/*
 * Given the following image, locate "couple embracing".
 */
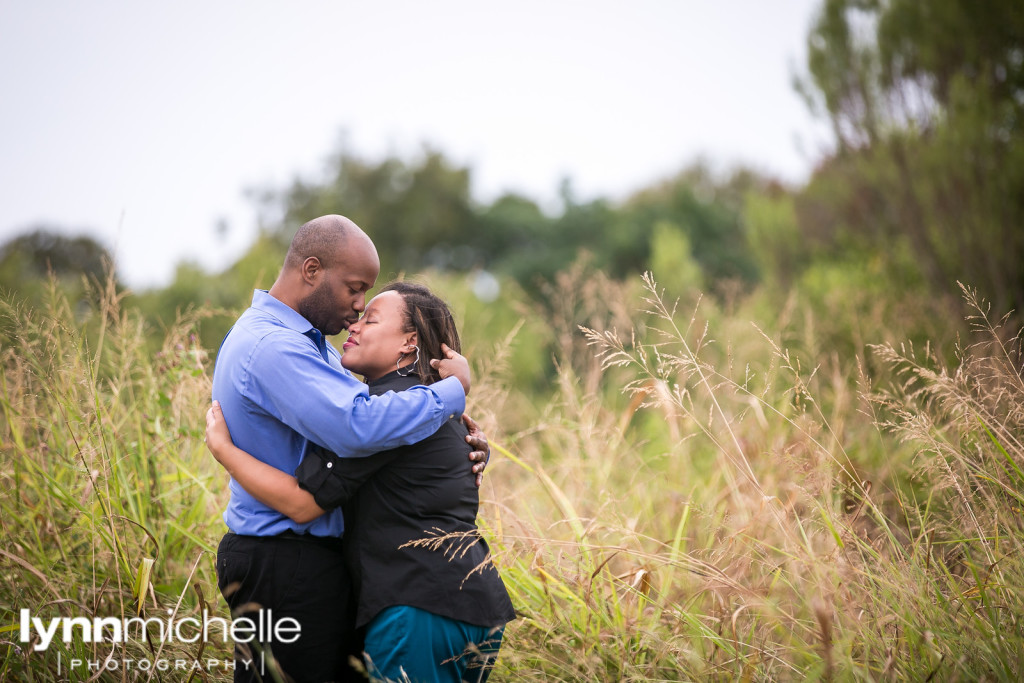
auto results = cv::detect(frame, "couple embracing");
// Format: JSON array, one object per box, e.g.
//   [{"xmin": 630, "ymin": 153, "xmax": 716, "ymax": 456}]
[{"xmin": 205, "ymin": 215, "xmax": 515, "ymax": 682}]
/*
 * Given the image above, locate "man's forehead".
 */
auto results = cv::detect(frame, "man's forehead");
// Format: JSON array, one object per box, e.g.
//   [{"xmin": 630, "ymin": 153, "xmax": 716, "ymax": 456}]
[
  {"xmin": 341, "ymin": 230, "xmax": 379, "ymax": 263},
  {"xmin": 334, "ymin": 247, "xmax": 379, "ymax": 286}
]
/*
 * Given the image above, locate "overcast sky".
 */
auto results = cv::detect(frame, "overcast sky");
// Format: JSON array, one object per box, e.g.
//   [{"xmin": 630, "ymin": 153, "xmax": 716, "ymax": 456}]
[{"xmin": 1, "ymin": 1, "xmax": 831, "ymax": 289}]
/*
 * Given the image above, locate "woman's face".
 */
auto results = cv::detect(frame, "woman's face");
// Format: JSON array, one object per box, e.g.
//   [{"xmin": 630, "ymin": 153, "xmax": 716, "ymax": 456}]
[{"xmin": 340, "ymin": 290, "xmax": 416, "ymax": 381}]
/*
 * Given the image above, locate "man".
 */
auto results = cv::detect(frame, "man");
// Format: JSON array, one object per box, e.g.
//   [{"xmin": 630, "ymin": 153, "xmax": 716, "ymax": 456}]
[{"xmin": 211, "ymin": 215, "xmax": 487, "ymax": 682}]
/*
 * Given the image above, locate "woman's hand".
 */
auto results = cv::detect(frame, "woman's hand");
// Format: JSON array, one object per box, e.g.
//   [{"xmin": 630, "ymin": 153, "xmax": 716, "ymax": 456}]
[
  {"xmin": 205, "ymin": 400, "xmax": 234, "ymax": 464},
  {"xmin": 430, "ymin": 343, "xmax": 472, "ymax": 395},
  {"xmin": 463, "ymin": 413, "xmax": 490, "ymax": 487}
]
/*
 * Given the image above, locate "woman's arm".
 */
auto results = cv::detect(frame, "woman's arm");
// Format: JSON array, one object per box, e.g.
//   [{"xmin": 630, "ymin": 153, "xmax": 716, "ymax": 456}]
[{"xmin": 205, "ymin": 401, "xmax": 326, "ymax": 524}]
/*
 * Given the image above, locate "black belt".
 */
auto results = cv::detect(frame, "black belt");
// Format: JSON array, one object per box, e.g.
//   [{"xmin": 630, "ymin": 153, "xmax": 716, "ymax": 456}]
[
  {"xmin": 226, "ymin": 529, "xmax": 344, "ymax": 549},
  {"xmin": 277, "ymin": 529, "xmax": 343, "ymax": 546}
]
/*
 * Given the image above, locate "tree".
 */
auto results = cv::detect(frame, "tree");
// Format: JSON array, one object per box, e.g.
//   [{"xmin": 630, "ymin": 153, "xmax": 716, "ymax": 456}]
[
  {"xmin": 0, "ymin": 227, "xmax": 116, "ymax": 304},
  {"xmin": 274, "ymin": 147, "xmax": 478, "ymax": 277},
  {"xmin": 620, "ymin": 164, "xmax": 761, "ymax": 292},
  {"xmin": 254, "ymin": 145, "xmax": 770, "ymax": 300},
  {"xmin": 796, "ymin": 0, "xmax": 1024, "ymax": 315}
]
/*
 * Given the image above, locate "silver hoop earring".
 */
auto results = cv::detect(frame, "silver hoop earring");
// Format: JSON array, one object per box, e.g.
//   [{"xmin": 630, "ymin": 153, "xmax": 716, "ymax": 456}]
[{"xmin": 396, "ymin": 346, "xmax": 420, "ymax": 376}]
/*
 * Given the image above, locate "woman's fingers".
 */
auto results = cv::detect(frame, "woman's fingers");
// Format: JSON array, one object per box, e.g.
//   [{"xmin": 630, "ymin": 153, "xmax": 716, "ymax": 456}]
[
  {"xmin": 463, "ymin": 413, "xmax": 490, "ymax": 488},
  {"xmin": 205, "ymin": 400, "xmax": 219, "ymax": 425},
  {"xmin": 205, "ymin": 400, "xmax": 231, "ymax": 451}
]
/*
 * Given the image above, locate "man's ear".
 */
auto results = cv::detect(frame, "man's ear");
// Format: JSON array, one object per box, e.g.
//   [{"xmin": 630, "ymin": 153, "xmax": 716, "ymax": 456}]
[{"xmin": 300, "ymin": 256, "xmax": 322, "ymax": 285}]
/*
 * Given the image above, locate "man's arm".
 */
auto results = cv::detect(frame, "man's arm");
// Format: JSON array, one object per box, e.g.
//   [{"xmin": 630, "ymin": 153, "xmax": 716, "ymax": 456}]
[{"xmin": 250, "ymin": 331, "xmax": 467, "ymax": 458}]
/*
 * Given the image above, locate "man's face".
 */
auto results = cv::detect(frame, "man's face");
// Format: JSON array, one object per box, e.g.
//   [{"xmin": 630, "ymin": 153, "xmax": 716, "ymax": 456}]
[{"xmin": 298, "ymin": 240, "xmax": 380, "ymax": 336}]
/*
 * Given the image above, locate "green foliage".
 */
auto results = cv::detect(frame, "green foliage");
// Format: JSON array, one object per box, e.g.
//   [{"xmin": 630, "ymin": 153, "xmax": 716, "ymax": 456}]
[
  {"xmin": 0, "ymin": 228, "xmax": 112, "ymax": 284},
  {"xmin": 239, "ymin": 147, "xmax": 766, "ymax": 300},
  {"xmin": 796, "ymin": 0, "xmax": 1024, "ymax": 315},
  {"xmin": 648, "ymin": 221, "xmax": 703, "ymax": 295},
  {"xmin": 473, "ymin": 193, "xmax": 553, "ymax": 294},
  {"xmin": 874, "ymin": 1, "xmax": 1024, "ymax": 105},
  {"xmin": 621, "ymin": 166, "xmax": 761, "ymax": 292},
  {"xmin": 743, "ymin": 191, "xmax": 804, "ymax": 290},
  {"xmin": 0, "ymin": 277, "xmax": 228, "ymax": 679},
  {"xmin": 0, "ymin": 228, "xmax": 118, "ymax": 318},
  {"xmin": 128, "ymin": 231, "xmax": 288, "ymax": 353},
  {"xmin": 275, "ymin": 148, "xmax": 478, "ymax": 277}
]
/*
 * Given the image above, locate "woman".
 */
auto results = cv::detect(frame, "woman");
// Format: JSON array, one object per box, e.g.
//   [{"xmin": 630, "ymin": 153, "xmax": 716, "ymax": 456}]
[{"xmin": 206, "ymin": 281, "xmax": 516, "ymax": 683}]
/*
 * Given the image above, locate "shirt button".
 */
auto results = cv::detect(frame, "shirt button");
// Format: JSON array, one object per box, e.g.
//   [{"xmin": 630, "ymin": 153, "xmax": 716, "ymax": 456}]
[
  {"xmin": 326, "ymin": 462, "xmax": 333, "ymax": 469},
  {"xmin": 449, "ymin": 414, "xmax": 455, "ymax": 419}
]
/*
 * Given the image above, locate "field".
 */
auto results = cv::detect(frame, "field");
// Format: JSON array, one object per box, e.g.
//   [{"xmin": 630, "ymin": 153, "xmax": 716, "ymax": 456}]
[{"xmin": 1, "ymin": 268, "xmax": 1022, "ymax": 681}]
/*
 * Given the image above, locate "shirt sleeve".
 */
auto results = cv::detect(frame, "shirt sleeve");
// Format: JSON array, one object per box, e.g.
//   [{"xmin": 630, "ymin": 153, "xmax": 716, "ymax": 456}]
[
  {"xmin": 246, "ymin": 330, "xmax": 466, "ymax": 458},
  {"xmin": 295, "ymin": 443, "xmax": 400, "ymax": 509}
]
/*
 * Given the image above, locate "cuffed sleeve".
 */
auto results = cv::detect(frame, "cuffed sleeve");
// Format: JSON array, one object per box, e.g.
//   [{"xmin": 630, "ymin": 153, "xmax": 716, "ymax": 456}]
[{"xmin": 427, "ymin": 376, "xmax": 466, "ymax": 420}]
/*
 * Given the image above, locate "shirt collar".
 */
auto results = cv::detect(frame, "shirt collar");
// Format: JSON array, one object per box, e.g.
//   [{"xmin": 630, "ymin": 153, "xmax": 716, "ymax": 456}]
[
  {"xmin": 251, "ymin": 289, "xmax": 316, "ymax": 334},
  {"xmin": 367, "ymin": 368, "xmax": 422, "ymax": 391}
]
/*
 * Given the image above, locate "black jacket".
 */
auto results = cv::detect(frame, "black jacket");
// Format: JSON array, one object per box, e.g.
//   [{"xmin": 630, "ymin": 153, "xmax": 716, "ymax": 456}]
[{"xmin": 296, "ymin": 370, "xmax": 516, "ymax": 629}]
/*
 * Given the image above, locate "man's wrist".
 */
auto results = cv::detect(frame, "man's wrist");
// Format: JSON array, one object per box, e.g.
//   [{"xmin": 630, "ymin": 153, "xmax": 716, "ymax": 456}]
[{"xmin": 432, "ymin": 376, "xmax": 466, "ymax": 419}]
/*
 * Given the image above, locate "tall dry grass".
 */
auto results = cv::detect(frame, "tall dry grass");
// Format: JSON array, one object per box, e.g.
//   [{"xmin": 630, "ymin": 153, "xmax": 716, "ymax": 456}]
[
  {"xmin": 0, "ymin": 275, "xmax": 228, "ymax": 679},
  {"xmin": 1, "ymin": 269, "xmax": 1021, "ymax": 681},
  {"xmin": 476, "ymin": 274, "xmax": 1023, "ymax": 681}
]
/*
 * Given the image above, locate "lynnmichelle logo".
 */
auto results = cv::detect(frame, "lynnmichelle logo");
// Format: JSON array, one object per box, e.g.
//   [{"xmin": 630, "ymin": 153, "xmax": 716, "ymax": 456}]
[{"xmin": 18, "ymin": 608, "xmax": 300, "ymax": 674}]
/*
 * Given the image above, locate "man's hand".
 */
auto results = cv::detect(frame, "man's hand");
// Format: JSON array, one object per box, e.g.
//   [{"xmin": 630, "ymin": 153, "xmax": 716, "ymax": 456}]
[
  {"xmin": 463, "ymin": 413, "xmax": 490, "ymax": 488},
  {"xmin": 430, "ymin": 343, "xmax": 471, "ymax": 395}
]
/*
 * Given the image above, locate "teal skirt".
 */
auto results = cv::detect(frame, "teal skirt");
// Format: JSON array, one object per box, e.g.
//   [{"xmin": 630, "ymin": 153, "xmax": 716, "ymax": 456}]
[{"xmin": 362, "ymin": 605, "xmax": 505, "ymax": 683}]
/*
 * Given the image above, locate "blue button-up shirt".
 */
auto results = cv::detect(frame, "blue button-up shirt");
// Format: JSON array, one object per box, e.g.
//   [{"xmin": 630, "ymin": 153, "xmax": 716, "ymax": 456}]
[{"xmin": 211, "ymin": 290, "xmax": 466, "ymax": 537}]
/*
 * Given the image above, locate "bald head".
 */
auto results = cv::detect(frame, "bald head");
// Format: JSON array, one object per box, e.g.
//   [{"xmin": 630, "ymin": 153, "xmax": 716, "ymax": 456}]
[
  {"xmin": 284, "ymin": 214, "xmax": 366, "ymax": 272},
  {"xmin": 271, "ymin": 214, "xmax": 381, "ymax": 335}
]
